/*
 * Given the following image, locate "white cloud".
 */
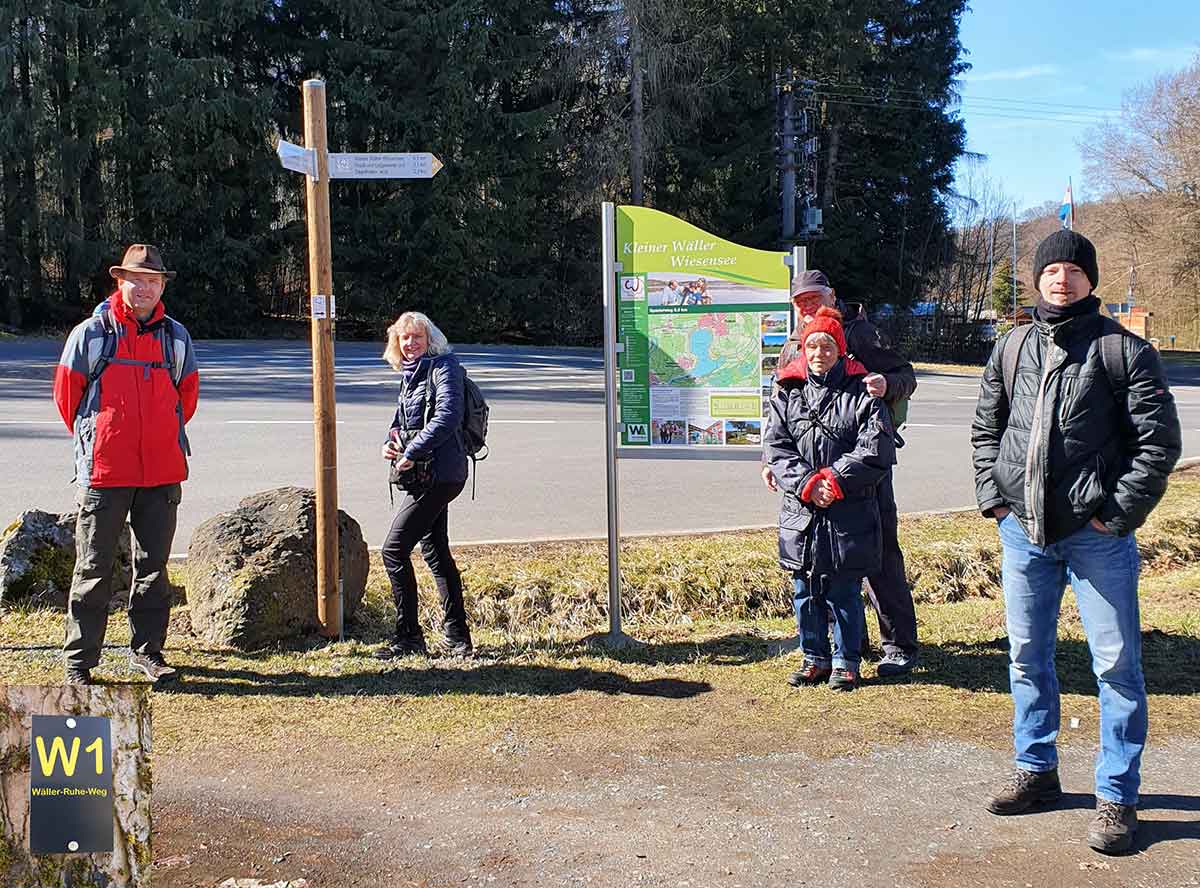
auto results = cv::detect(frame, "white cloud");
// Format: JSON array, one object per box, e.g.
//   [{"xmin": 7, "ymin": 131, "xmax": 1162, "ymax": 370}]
[
  {"xmin": 1105, "ymin": 46, "xmax": 1198, "ymax": 66},
  {"xmin": 966, "ymin": 65, "xmax": 1059, "ymax": 83}
]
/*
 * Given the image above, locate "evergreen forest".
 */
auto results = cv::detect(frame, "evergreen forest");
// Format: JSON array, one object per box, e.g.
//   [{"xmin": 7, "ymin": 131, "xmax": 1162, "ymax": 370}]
[{"xmin": 1, "ymin": 0, "xmax": 970, "ymax": 342}]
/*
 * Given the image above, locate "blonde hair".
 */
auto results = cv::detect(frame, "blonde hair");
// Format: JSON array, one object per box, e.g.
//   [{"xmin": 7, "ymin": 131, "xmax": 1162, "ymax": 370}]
[{"xmin": 382, "ymin": 311, "xmax": 452, "ymax": 370}]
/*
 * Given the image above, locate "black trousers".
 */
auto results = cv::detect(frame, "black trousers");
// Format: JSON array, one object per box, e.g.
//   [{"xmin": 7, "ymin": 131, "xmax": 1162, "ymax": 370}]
[
  {"xmin": 64, "ymin": 483, "xmax": 180, "ymax": 669},
  {"xmin": 380, "ymin": 480, "xmax": 469, "ymax": 642},
  {"xmin": 864, "ymin": 471, "xmax": 919, "ymax": 656}
]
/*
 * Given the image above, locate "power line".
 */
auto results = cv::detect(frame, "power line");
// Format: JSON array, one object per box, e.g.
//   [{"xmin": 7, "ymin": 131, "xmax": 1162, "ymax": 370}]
[
  {"xmin": 816, "ymin": 80, "xmax": 1123, "ymax": 117},
  {"xmin": 814, "ymin": 94, "xmax": 1111, "ymax": 126},
  {"xmin": 812, "ymin": 88, "xmax": 1115, "ymax": 123},
  {"xmin": 811, "ymin": 79, "xmax": 1123, "ymax": 114}
]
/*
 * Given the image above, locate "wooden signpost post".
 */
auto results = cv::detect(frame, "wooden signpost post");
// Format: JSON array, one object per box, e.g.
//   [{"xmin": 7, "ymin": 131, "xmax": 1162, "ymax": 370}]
[{"xmin": 277, "ymin": 79, "xmax": 444, "ymax": 638}]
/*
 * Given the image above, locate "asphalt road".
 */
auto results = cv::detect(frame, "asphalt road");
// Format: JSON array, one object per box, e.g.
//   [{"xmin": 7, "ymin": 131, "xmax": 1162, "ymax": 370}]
[{"xmin": 3, "ymin": 338, "xmax": 1199, "ymax": 554}]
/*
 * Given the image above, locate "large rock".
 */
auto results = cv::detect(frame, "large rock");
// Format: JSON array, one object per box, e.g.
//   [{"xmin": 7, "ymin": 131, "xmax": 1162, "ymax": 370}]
[
  {"xmin": 0, "ymin": 510, "xmax": 133, "ymax": 611},
  {"xmin": 186, "ymin": 487, "xmax": 368, "ymax": 649}
]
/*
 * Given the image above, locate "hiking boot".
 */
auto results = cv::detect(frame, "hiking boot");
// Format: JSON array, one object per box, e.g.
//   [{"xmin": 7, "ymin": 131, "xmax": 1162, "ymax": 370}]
[
  {"xmin": 828, "ymin": 668, "xmax": 859, "ymax": 692},
  {"xmin": 64, "ymin": 666, "xmax": 93, "ymax": 687},
  {"xmin": 787, "ymin": 660, "xmax": 832, "ymax": 687},
  {"xmin": 374, "ymin": 634, "xmax": 428, "ymax": 660},
  {"xmin": 986, "ymin": 768, "xmax": 1062, "ymax": 815},
  {"xmin": 443, "ymin": 636, "xmax": 474, "ymax": 658},
  {"xmin": 1088, "ymin": 800, "xmax": 1137, "ymax": 855},
  {"xmin": 129, "ymin": 652, "xmax": 178, "ymax": 684},
  {"xmin": 877, "ymin": 650, "xmax": 919, "ymax": 678}
]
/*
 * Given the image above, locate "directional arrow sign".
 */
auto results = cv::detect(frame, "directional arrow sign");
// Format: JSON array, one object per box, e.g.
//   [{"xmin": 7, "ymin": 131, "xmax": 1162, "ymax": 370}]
[
  {"xmin": 276, "ymin": 139, "xmax": 317, "ymax": 178},
  {"xmin": 328, "ymin": 152, "xmax": 443, "ymax": 180}
]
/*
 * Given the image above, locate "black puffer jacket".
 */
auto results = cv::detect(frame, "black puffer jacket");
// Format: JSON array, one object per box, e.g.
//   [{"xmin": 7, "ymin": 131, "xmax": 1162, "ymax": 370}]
[
  {"xmin": 972, "ymin": 310, "xmax": 1181, "ymax": 545},
  {"xmin": 387, "ymin": 353, "xmax": 468, "ymax": 485},
  {"xmin": 764, "ymin": 359, "xmax": 896, "ymax": 577}
]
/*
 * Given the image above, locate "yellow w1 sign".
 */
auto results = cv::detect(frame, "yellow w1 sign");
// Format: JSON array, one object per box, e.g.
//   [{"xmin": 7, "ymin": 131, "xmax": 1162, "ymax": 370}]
[{"xmin": 30, "ymin": 715, "xmax": 113, "ymax": 854}]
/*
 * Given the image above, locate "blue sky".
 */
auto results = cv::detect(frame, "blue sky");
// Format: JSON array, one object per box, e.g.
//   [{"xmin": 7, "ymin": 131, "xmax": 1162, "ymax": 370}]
[{"xmin": 955, "ymin": 1, "xmax": 1200, "ymax": 213}]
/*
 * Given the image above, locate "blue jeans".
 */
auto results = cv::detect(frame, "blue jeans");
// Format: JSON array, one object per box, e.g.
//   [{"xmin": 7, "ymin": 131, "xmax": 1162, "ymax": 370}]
[
  {"xmin": 793, "ymin": 573, "xmax": 864, "ymax": 671},
  {"xmin": 998, "ymin": 512, "xmax": 1145, "ymax": 805}
]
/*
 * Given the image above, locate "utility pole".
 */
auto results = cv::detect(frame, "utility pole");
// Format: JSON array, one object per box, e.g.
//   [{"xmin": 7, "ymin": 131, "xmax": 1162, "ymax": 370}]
[
  {"xmin": 1127, "ymin": 243, "xmax": 1138, "ymax": 310},
  {"xmin": 1012, "ymin": 204, "xmax": 1018, "ymax": 322},
  {"xmin": 778, "ymin": 71, "xmax": 796, "ymax": 243},
  {"xmin": 986, "ymin": 218, "xmax": 995, "ymax": 321},
  {"xmin": 777, "ymin": 76, "xmax": 821, "ymax": 247}
]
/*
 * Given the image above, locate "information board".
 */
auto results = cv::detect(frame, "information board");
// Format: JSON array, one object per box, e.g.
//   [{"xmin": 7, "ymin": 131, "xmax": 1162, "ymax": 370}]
[{"xmin": 614, "ymin": 206, "xmax": 792, "ymax": 448}]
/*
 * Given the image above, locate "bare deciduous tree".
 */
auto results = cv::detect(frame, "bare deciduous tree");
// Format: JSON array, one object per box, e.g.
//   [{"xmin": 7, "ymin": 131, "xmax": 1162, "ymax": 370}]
[
  {"xmin": 1080, "ymin": 55, "xmax": 1200, "ymax": 346},
  {"xmin": 929, "ymin": 158, "xmax": 1014, "ymax": 325}
]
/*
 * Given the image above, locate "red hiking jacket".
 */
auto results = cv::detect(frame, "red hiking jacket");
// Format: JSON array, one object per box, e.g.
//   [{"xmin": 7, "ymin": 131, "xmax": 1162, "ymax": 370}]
[{"xmin": 53, "ymin": 293, "xmax": 200, "ymax": 488}]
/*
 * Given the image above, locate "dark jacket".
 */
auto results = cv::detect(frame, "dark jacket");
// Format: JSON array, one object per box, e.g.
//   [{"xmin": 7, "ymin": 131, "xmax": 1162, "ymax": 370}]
[
  {"xmin": 971, "ymin": 310, "xmax": 1181, "ymax": 546},
  {"xmin": 764, "ymin": 358, "xmax": 896, "ymax": 577},
  {"xmin": 388, "ymin": 353, "xmax": 468, "ymax": 485},
  {"xmin": 777, "ymin": 300, "xmax": 918, "ymax": 409}
]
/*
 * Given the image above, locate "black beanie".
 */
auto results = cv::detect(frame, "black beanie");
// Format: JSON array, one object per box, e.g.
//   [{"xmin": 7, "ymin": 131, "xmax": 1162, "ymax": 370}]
[{"xmin": 1032, "ymin": 229, "xmax": 1099, "ymax": 291}]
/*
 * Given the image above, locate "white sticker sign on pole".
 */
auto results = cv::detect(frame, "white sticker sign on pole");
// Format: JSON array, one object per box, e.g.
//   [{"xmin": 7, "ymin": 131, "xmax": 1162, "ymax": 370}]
[
  {"xmin": 328, "ymin": 152, "xmax": 444, "ymax": 180},
  {"xmin": 310, "ymin": 294, "xmax": 335, "ymax": 320}
]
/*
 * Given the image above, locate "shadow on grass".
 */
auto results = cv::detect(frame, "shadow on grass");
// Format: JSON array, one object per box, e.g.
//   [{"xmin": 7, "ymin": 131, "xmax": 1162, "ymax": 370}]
[
  {"xmin": 576, "ymin": 631, "xmax": 782, "ymax": 667},
  {"xmin": 902, "ymin": 628, "xmax": 1200, "ymax": 696},
  {"xmin": 155, "ymin": 661, "xmax": 712, "ymax": 700}
]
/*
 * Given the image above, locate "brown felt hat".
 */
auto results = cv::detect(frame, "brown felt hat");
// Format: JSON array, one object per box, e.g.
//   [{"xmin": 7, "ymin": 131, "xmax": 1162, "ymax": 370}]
[{"xmin": 109, "ymin": 244, "xmax": 176, "ymax": 279}]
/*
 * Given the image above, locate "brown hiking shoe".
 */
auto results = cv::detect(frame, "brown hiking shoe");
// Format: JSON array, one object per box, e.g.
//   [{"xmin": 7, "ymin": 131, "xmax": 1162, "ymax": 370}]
[
  {"xmin": 828, "ymin": 668, "xmax": 859, "ymax": 692},
  {"xmin": 787, "ymin": 660, "xmax": 833, "ymax": 687},
  {"xmin": 986, "ymin": 768, "xmax": 1062, "ymax": 814},
  {"xmin": 1088, "ymin": 800, "xmax": 1137, "ymax": 854}
]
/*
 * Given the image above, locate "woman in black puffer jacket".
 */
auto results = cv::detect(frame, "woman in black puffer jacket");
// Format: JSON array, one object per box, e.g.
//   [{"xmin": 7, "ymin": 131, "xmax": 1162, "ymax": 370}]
[
  {"xmin": 763, "ymin": 307, "xmax": 896, "ymax": 691},
  {"xmin": 376, "ymin": 311, "xmax": 472, "ymax": 659}
]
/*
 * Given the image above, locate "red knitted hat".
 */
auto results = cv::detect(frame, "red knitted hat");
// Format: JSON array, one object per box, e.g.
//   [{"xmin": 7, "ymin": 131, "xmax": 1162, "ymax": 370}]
[{"xmin": 801, "ymin": 306, "xmax": 847, "ymax": 356}]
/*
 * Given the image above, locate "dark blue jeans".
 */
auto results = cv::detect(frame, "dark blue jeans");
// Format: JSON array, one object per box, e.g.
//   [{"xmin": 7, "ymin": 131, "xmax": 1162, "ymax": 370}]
[
  {"xmin": 998, "ymin": 512, "xmax": 1145, "ymax": 804},
  {"xmin": 793, "ymin": 572, "xmax": 864, "ymax": 671}
]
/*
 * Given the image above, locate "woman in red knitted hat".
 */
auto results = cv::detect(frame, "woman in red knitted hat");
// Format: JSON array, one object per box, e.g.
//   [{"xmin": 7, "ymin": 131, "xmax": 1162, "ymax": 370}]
[{"xmin": 763, "ymin": 307, "xmax": 896, "ymax": 691}]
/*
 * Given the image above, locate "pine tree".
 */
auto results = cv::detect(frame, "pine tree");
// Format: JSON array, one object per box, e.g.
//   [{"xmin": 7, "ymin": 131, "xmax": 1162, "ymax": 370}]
[{"xmin": 991, "ymin": 258, "xmax": 1014, "ymax": 318}]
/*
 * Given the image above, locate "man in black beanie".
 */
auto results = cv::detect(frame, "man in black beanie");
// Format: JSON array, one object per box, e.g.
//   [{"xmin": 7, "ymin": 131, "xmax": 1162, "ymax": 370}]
[{"xmin": 971, "ymin": 230, "xmax": 1181, "ymax": 854}]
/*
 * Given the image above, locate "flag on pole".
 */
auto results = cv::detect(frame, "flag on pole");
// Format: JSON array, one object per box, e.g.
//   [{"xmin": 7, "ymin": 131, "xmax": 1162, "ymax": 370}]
[{"xmin": 1058, "ymin": 179, "xmax": 1074, "ymax": 230}]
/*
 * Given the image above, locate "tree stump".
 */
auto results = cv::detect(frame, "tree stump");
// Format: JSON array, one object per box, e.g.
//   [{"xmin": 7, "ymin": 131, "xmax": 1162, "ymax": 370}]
[{"xmin": 0, "ymin": 684, "xmax": 152, "ymax": 887}]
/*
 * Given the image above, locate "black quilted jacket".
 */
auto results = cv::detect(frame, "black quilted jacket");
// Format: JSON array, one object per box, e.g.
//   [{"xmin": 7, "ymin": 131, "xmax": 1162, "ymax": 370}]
[{"xmin": 971, "ymin": 310, "xmax": 1181, "ymax": 545}]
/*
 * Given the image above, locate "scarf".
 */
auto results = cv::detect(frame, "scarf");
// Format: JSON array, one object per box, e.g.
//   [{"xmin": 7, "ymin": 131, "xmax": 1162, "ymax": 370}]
[{"xmin": 1034, "ymin": 294, "xmax": 1100, "ymax": 325}]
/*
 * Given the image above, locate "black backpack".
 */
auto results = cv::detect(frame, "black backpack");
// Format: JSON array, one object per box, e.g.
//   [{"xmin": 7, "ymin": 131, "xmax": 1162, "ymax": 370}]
[
  {"xmin": 1000, "ymin": 320, "xmax": 1130, "ymax": 403},
  {"xmin": 455, "ymin": 373, "xmax": 490, "ymax": 462}
]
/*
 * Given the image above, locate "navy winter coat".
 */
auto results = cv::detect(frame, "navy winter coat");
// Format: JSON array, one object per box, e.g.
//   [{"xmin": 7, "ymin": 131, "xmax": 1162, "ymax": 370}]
[
  {"xmin": 763, "ymin": 359, "xmax": 896, "ymax": 578},
  {"xmin": 388, "ymin": 353, "xmax": 468, "ymax": 485}
]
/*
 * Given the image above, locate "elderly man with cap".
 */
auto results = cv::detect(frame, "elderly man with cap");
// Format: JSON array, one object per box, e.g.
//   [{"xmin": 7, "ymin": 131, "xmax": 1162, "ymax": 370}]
[
  {"xmin": 53, "ymin": 244, "xmax": 200, "ymax": 686},
  {"xmin": 764, "ymin": 269, "xmax": 920, "ymax": 677},
  {"xmin": 972, "ymin": 229, "xmax": 1180, "ymax": 854}
]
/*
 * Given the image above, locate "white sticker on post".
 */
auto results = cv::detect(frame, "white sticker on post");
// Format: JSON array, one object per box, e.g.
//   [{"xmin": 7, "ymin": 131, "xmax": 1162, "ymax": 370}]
[{"xmin": 311, "ymin": 294, "xmax": 331, "ymax": 319}]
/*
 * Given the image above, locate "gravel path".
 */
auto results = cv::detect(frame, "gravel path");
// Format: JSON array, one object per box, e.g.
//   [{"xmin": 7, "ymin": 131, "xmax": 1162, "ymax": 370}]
[{"xmin": 151, "ymin": 738, "xmax": 1200, "ymax": 888}]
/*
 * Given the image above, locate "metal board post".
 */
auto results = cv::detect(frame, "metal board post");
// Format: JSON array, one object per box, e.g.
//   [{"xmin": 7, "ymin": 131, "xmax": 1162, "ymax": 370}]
[
  {"xmin": 600, "ymin": 202, "xmax": 630, "ymax": 647},
  {"xmin": 791, "ymin": 245, "xmax": 807, "ymax": 281}
]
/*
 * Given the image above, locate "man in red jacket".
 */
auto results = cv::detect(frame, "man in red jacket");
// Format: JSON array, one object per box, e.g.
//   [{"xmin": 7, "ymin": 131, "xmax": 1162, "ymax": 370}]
[{"xmin": 53, "ymin": 244, "xmax": 200, "ymax": 686}]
